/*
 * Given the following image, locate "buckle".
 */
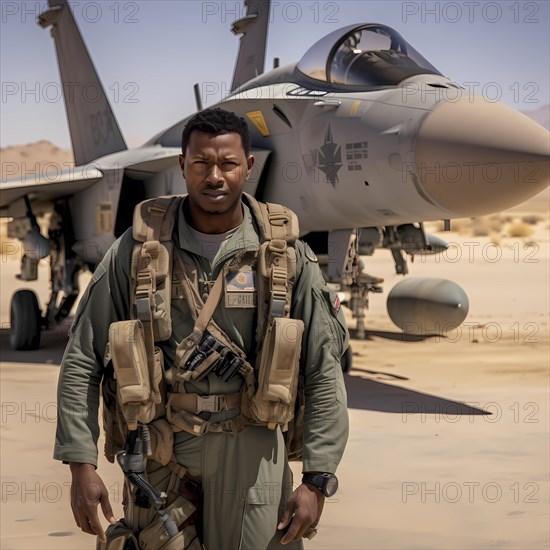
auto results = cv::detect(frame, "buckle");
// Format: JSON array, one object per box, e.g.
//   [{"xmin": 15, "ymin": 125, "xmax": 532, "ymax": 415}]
[
  {"xmin": 268, "ymin": 239, "xmax": 287, "ymax": 253},
  {"xmin": 270, "ymin": 298, "xmax": 287, "ymax": 318},
  {"xmin": 136, "ymin": 293, "xmax": 152, "ymax": 321},
  {"xmin": 196, "ymin": 395, "xmax": 226, "ymax": 413},
  {"xmin": 268, "ymin": 212, "xmax": 289, "ymax": 226}
]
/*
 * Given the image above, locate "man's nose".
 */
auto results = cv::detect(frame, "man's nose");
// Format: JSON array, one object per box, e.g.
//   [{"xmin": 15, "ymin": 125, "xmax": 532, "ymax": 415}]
[{"xmin": 205, "ymin": 164, "xmax": 224, "ymax": 185}]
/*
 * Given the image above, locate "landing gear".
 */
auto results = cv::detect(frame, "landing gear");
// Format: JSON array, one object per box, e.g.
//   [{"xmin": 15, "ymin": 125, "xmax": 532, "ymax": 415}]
[
  {"xmin": 10, "ymin": 290, "xmax": 42, "ymax": 350},
  {"xmin": 8, "ymin": 199, "xmax": 82, "ymax": 351}
]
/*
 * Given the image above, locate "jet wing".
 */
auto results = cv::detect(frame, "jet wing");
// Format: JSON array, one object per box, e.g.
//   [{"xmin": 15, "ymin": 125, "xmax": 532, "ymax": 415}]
[{"xmin": 0, "ymin": 165, "xmax": 102, "ymax": 214}]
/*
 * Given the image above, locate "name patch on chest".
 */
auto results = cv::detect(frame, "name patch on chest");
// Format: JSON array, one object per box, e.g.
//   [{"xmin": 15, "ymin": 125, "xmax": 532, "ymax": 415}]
[{"xmin": 225, "ymin": 270, "xmax": 256, "ymax": 308}]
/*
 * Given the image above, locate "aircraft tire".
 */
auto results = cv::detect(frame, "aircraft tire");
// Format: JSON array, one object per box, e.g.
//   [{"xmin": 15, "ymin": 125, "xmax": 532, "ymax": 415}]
[
  {"xmin": 10, "ymin": 290, "xmax": 41, "ymax": 351},
  {"xmin": 341, "ymin": 346, "xmax": 353, "ymax": 373}
]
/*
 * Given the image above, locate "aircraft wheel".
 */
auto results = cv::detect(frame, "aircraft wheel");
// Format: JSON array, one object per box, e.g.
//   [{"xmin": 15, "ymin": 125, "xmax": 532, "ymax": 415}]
[
  {"xmin": 10, "ymin": 290, "xmax": 41, "ymax": 351},
  {"xmin": 341, "ymin": 346, "xmax": 353, "ymax": 373}
]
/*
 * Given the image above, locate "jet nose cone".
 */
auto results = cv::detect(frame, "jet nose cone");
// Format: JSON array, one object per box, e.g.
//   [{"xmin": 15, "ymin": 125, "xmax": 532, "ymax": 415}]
[{"xmin": 415, "ymin": 96, "xmax": 549, "ymax": 216}]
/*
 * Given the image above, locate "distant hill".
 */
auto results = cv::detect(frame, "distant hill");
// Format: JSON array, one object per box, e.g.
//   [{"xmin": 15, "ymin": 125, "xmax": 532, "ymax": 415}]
[
  {"xmin": 521, "ymin": 105, "xmax": 549, "ymax": 130},
  {"xmin": 1, "ymin": 140, "xmax": 73, "ymax": 181}
]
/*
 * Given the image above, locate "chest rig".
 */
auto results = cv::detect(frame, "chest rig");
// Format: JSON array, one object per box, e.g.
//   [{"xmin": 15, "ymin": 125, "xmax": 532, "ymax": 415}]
[{"xmin": 104, "ymin": 193, "xmax": 305, "ymax": 466}]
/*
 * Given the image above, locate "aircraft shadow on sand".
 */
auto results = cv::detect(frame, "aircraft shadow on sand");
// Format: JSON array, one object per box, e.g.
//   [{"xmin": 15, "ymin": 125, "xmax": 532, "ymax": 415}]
[
  {"xmin": 346, "ymin": 328, "xmax": 489, "ymax": 416},
  {"xmin": 344, "ymin": 372, "xmax": 490, "ymax": 417},
  {"xmin": 360, "ymin": 329, "xmax": 441, "ymax": 342}
]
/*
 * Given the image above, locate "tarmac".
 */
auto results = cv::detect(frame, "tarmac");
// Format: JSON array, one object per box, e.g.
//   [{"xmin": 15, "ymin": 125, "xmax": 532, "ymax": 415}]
[{"xmin": 1, "ymin": 220, "xmax": 548, "ymax": 549}]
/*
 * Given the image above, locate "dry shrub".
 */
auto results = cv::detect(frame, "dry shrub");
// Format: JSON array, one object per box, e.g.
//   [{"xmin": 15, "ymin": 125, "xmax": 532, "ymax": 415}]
[
  {"xmin": 471, "ymin": 218, "xmax": 491, "ymax": 237},
  {"xmin": 521, "ymin": 214, "xmax": 543, "ymax": 225},
  {"xmin": 487, "ymin": 214, "xmax": 505, "ymax": 233},
  {"xmin": 507, "ymin": 219, "xmax": 534, "ymax": 238},
  {"xmin": 451, "ymin": 218, "xmax": 471, "ymax": 235}
]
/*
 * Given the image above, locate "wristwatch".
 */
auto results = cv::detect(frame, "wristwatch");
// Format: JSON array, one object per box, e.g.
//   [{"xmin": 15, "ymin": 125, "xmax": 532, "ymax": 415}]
[{"xmin": 302, "ymin": 472, "xmax": 339, "ymax": 497}]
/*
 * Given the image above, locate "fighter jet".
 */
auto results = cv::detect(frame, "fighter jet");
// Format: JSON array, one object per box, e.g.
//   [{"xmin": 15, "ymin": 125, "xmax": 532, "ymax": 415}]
[{"xmin": 2, "ymin": 0, "xmax": 548, "ymax": 363}]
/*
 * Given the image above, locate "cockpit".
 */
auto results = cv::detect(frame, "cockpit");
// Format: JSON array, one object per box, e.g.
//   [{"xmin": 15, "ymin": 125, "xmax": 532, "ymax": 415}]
[{"xmin": 297, "ymin": 24, "xmax": 443, "ymax": 87}]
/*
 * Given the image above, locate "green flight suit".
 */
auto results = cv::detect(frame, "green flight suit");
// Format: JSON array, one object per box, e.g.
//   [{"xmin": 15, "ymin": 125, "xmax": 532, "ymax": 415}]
[{"xmin": 54, "ymin": 198, "xmax": 349, "ymax": 549}]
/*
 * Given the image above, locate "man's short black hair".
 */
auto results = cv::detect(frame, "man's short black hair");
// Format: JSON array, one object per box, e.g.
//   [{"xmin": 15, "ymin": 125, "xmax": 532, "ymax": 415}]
[{"xmin": 181, "ymin": 108, "xmax": 251, "ymax": 157}]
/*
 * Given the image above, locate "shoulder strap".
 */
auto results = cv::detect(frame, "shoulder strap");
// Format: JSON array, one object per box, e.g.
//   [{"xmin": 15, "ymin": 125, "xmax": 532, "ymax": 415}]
[
  {"xmin": 130, "ymin": 196, "xmax": 184, "ymax": 363},
  {"xmin": 133, "ymin": 195, "xmax": 182, "ymax": 243},
  {"xmin": 242, "ymin": 194, "xmax": 300, "ymax": 353},
  {"xmin": 242, "ymin": 193, "xmax": 299, "ymax": 244}
]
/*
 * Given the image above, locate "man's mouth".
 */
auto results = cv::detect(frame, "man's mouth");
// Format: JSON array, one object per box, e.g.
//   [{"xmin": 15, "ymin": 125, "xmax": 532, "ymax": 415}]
[{"xmin": 202, "ymin": 190, "xmax": 228, "ymax": 202}]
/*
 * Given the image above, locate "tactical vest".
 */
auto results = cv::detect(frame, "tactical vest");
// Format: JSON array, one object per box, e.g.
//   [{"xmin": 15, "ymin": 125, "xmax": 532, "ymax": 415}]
[{"xmin": 103, "ymin": 193, "xmax": 305, "ymax": 466}]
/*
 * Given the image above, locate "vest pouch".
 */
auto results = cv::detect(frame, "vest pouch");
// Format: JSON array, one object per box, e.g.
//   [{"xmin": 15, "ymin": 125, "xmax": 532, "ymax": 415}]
[
  {"xmin": 95, "ymin": 520, "xmax": 138, "ymax": 550},
  {"xmin": 250, "ymin": 317, "xmax": 304, "ymax": 424},
  {"xmin": 109, "ymin": 320, "xmax": 156, "ymax": 430},
  {"xmin": 148, "ymin": 418, "xmax": 174, "ymax": 466}
]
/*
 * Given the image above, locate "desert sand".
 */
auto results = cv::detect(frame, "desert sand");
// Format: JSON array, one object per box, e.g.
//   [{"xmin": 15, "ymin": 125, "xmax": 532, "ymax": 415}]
[{"xmin": 0, "ymin": 143, "xmax": 548, "ymax": 549}]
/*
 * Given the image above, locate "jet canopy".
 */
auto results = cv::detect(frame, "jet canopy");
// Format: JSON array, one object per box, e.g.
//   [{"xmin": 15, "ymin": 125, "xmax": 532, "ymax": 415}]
[{"xmin": 297, "ymin": 24, "xmax": 442, "ymax": 87}]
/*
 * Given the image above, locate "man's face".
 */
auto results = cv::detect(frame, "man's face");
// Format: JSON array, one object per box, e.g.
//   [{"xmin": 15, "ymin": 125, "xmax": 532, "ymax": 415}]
[{"xmin": 179, "ymin": 130, "xmax": 254, "ymax": 218}]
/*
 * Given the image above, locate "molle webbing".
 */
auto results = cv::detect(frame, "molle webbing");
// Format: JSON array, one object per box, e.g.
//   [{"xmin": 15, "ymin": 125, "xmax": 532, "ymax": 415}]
[
  {"xmin": 242, "ymin": 196, "xmax": 298, "ymax": 356},
  {"xmin": 132, "ymin": 195, "xmax": 182, "ymax": 345},
  {"xmin": 127, "ymin": 194, "xmax": 302, "ymax": 441}
]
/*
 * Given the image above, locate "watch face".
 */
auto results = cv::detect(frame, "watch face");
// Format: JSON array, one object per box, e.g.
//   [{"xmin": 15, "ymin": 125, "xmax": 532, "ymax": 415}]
[
  {"xmin": 324, "ymin": 475, "xmax": 338, "ymax": 497},
  {"xmin": 303, "ymin": 473, "xmax": 339, "ymax": 497}
]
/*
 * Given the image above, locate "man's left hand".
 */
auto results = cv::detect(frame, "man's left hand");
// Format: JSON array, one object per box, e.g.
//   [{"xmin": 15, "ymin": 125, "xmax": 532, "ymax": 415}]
[{"xmin": 278, "ymin": 483, "xmax": 325, "ymax": 544}]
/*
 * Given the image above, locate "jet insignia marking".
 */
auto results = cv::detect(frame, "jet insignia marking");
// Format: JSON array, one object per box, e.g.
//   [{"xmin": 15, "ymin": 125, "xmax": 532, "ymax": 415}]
[
  {"xmin": 315, "ymin": 125, "xmax": 342, "ymax": 187},
  {"xmin": 345, "ymin": 141, "xmax": 368, "ymax": 172},
  {"xmin": 246, "ymin": 111, "xmax": 270, "ymax": 137}
]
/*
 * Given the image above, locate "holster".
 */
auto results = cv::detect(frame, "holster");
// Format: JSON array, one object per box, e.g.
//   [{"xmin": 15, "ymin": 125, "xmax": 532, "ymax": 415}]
[{"xmin": 120, "ymin": 460, "xmax": 203, "ymax": 550}]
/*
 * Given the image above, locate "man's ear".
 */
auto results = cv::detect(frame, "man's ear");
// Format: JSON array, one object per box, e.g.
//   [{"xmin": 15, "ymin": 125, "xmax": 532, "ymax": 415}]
[
  {"xmin": 178, "ymin": 154, "xmax": 185, "ymax": 173},
  {"xmin": 246, "ymin": 155, "xmax": 255, "ymax": 179}
]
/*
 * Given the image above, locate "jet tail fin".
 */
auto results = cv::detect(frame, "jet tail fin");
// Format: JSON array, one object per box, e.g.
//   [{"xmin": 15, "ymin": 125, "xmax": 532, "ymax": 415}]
[
  {"xmin": 38, "ymin": 0, "xmax": 127, "ymax": 165},
  {"xmin": 231, "ymin": 0, "xmax": 271, "ymax": 91}
]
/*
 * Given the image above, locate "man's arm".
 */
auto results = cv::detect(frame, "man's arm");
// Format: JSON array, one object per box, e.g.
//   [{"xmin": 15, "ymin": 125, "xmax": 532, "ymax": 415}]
[
  {"xmin": 54, "ymin": 232, "xmax": 132, "ymax": 464},
  {"xmin": 278, "ymin": 240, "xmax": 349, "ymax": 543},
  {"xmin": 292, "ymin": 240, "xmax": 349, "ymax": 472},
  {"xmin": 54, "ymin": 230, "xmax": 134, "ymax": 540}
]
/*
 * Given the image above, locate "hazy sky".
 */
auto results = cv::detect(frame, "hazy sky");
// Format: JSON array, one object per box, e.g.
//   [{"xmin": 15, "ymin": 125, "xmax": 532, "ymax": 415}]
[{"xmin": 1, "ymin": 0, "xmax": 549, "ymax": 148}]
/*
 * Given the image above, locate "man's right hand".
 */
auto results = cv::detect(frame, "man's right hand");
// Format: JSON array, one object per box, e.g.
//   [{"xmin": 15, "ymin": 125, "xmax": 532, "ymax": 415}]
[{"xmin": 69, "ymin": 462, "xmax": 116, "ymax": 542}]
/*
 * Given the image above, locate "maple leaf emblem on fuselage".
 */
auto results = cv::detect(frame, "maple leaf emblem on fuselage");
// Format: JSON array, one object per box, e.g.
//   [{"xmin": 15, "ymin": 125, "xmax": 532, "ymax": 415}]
[{"xmin": 315, "ymin": 125, "xmax": 342, "ymax": 187}]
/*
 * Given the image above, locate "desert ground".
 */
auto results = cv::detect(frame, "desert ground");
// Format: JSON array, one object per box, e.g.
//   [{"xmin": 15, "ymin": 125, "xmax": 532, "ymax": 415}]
[{"xmin": 0, "ymin": 144, "xmax": 548, "ymax": 549}]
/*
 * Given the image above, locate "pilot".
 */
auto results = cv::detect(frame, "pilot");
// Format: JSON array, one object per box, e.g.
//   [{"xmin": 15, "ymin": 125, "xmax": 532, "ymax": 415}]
[
  {"xmin": 54, "ymin": 108, "xmax": 349, "ymax": 549},
  {"xmin": 330, "ymin": 31, "xmax": 363, "ymax": 83}
]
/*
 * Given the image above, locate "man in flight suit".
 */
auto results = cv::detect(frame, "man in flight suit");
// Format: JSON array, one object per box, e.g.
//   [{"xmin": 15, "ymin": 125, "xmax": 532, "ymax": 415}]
[{"xmin": 54, "ymin": 108, "xmax": 349, "ymax": 549}]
